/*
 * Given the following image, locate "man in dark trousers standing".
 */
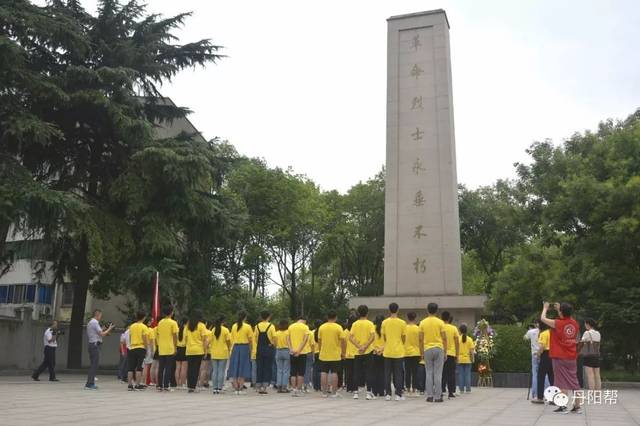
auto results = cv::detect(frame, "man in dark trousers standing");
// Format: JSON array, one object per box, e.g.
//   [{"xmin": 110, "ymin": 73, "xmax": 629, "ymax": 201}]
[{"xmin": 32, "ymin": 320, "xmax": 59, "ymax": 382}]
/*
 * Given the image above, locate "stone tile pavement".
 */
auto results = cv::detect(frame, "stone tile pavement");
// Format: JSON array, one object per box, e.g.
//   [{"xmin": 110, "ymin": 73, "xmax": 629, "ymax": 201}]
[{"xmin": 2, "ymin": 375, "xmax": 639, "ymax": 425}]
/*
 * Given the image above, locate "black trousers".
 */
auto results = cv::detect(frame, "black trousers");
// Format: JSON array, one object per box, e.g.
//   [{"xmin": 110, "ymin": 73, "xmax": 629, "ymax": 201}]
[
  {"xmin": 371, "ymin": 354, "xmax": 385, "ymax": 396},
  {"xmin": 537, "ymin": 351, "xmax": 554, "ymax": 400},
  {"xmin": 354, "ymin": 353, "xmax": 373, "ymax": 391},
  {"xmin": 186, "ymin": 355, "xmax": 203, "ymax": 390},
  {"xmin": 158, "ymin": 355, "xmax": 175, "ymax": 389},
  {"xmin": 313, "ymin": 354, "xmax": 321, "ymax": 390},
  {"xmin": 256, "ymin": 354, "xmax": 274, "ymax": 384},
  {"xmin": 404, "ymin": 356, "xmax": 420, "ymax": 390},
  {"xmin": 384, "ymin": 357, "xmax": 403, "ymax": 396},
  {"xmin": 33, "ymin": 346, "xmax": 56, "ymax": 380},
  {"xmin": 417, "ymin": 363, "xmax": 425, "ymax": 392},
  {"xmin": 343, "ymin": 358, "xmax": 356, "ymax": 391},
  {"xmin": 442, "ymin": 355, "xmax": 457, "ymax": 395}
]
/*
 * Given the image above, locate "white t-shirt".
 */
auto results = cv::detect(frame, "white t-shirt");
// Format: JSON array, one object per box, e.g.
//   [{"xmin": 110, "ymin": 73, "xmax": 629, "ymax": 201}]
[
  {"xmin": 43, "ymin": 328, "xmax": 57, "ymax": 348},
  {"xmin": 121, "ymin": 329, "xmax": 131, "ymax": 349},
  {"xmin": 581, "ymin": 329, "xmax": 601, "ymax": 343},
  {"xmin": 523, "ymin": 328, "xmax": 539, "ymax": 354}
]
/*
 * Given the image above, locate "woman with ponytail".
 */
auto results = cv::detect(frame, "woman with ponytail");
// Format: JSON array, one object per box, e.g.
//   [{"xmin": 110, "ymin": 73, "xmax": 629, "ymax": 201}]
[
  {"xmin": 227, "ymin": 311, "xmax": 253, "ymax": 394},
  {"xmin": 456, "ymin": 323, "xmax": 475, "ymax": 393},
  {"xmin": 209, "ymin": 315, "xmax": 231, "ymax": 394},
  {"xmin": 174, "ymin": 317, "xmax": 188, "ymax": 389}
]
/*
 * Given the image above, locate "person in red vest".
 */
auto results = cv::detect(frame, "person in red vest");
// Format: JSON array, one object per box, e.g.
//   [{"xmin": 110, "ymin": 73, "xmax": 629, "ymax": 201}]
[{"xmin": 540, "ymin": 302, "xmax": 581, "ymax": 414}]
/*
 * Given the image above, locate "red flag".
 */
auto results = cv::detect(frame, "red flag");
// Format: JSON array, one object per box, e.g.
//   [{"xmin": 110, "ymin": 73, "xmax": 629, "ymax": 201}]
[{"xmin": 151, "ymin": 271, "xmax": 160, "ymax": 327}]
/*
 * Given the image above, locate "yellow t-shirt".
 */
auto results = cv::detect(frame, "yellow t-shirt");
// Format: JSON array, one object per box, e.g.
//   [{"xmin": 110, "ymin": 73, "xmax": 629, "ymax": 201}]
[
  {"xmin": 457, "ymin": 336, "xmax": 475, "ymax": 364},
  {"xmin": 305, "ymin": 330, "xmax": 314, "ymax": 354},
  {"xmin": 275, "ymin": 330, "xmax": 289, "ymax": 349},
  {"xmin": 230, "ymin": 322, "xmax": 253, "ymax": 345},
  {"xmin": 255, "ymin": 321, "xmax": 276, "ymax": 347},
  {"xmin": 318, "ymin": 322, "xmax": 343, "ymax": 362},
  {"xmin": 177, "ymin": 325, "xmax": 186, "ymax": 347},
  {"xmin": 419, "ymin": 316, "xmax": 445, "ymax": 350},
  {"xmin": 443, "ymin": 323, "xmax": 460, "ymax": 357},
  {"xmin": 209, "ymin": 326, "xmax": 231, "ymax": 359},
  {"xmin": 288, "ymin": 322, "xmax": 311, "ymax": 354},
  {"xmin": 156, "ymin": 317, "xmax": 179, "ymax": 355},
  {"xmin": 538, "ymin": 329, "xmax": 550, "ymax": 351},
  {"xmin": 381, "ymin": 317, "xmax": 407, "ymax": 358},
  {"xmin": 184, "ymin": 322, "xmax": 208, "ymax": 356},
  {"xmin": 373, "ymin": 332, "xmax": 384, "ymax": 353},
  {"xmin": 404, "ymin": 324, "xmax": 421, "ymax": 357},
  {"xmin": 129, "ymin": 322, "xmax": 148, "ymax": 350},
  {"xmin": 204, "ymin": 329, "xmax": 213, "ymax": 354},
  {"xmin": 342, "ymin": 329, "xmax": 357, "ymax": 359},
  {"xmin": 350, "ymin": 319, "xmax": 376, "ymax": 355},
  {"xmin": 313, "ymin": 331, "xmax": 320, "ymax": 354}
]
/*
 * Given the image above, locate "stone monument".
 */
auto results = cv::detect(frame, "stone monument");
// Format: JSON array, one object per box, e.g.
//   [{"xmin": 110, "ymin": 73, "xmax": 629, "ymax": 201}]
[{"xmin": 350, "ymin": 10, "xmax": 485, "ymax": 326}]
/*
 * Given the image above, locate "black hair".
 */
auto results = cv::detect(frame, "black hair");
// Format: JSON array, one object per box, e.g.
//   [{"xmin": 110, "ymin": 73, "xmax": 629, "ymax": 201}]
[
  {"xmin": 427, "ymin": 303, "xmax": 438, "ymax": 314},
  {"xmin": 375, "ymin": 315, "xmax": 384, "ymax": 337},
  {"xmin": 279, "ymin": 319, "xmax": 289, "ymax": 331},
  {"xmin": 559, "ymin": 303, "xmax": 573, "ymax": 317},
  {"xmin": 162, "ymin": 305, "xmax": 173, "ymax": 317},
  {"xmin": 441, "ymin": 311, "xmax": 451, "ymax": 322},
  {"xmin": 327, "ymin": 311, "xmax": 337, "ymax": 320},
  {"xmin": 188, "ymin": 310, "xmax": 202, "ymax": 332},
  {"xmin": 178, "ymin": 317, "xmax": 187, "ymax": 341},
  {"xmin": 236, "ymin": 311, "xmax": 247, "ymax": 333},
  {"xmin": 389, "ymin": 302, "xmax": 399, "ymax": 314},
  {"xmin": 346, "ymin": 314, "xmax": 357, "ymax": 331},
  {"xmin": 261, "ymin": 310, "xmax": 270, "ymax": 320},
  {"xmin": 539, "ymin": 321, "xmax": 549, "ymax": 331},
  {"xmin": 298, "ymin": 316, "xmax": 307, "ymax": 322},
  {"xmin": 136, "ymin": 311, "xmax": 146, "ymax": 321},
  {"xmin": 459, "ymin": 324, "xmax": 467, "ymax": 343},
  {"xmin": 357, "ymin": 305, "xmax": 368, "ymax": 317},
  {"xmin": 585, "ymin": 318, "xmax": 597, "ymax": 329},
  {"xmin": 313, "ymin": 319, "xmax": 323, "ymax": 342},
  {"xmin": 213, "ymin": 315, "xmax": 225, "ymax": 339},
  {"xmin": 407, "ymin": 312, "xmax": 417, "ymax": 321}
]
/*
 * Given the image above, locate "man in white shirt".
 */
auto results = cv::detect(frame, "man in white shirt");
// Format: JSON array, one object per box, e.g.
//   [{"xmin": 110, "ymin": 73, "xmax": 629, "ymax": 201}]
[
  {"xmin": 32, "ymin": 321, "xmax": 59, "ymax": 382},
  {"xmin": 523, "ymin": 320, "xmax": 542, "ymax": 399}
]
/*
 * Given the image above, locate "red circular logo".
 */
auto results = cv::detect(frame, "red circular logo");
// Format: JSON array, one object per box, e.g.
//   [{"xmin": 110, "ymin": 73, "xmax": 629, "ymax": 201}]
[{"xmin": 563, "ymin": 323, "xmax": 576, "ymax": 338}]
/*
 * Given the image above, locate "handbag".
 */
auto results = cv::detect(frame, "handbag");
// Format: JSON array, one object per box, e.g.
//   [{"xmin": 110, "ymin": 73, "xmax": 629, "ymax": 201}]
[{"xmin": 580, "ymin": 331, "xmax": 600, "ymax": 357}]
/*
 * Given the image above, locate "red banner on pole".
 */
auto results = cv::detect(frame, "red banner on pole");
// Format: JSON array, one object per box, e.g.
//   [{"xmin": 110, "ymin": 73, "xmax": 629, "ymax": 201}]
[{"xmin": 151, "ymin": 271, "xmax": 160, "ymax": 327}]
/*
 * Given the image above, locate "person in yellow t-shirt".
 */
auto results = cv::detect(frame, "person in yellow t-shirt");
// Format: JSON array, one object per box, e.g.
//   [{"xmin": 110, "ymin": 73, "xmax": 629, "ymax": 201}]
[
  {"xmin": 228, "ymin": 311, "xmax": 253, "ymax": 394},
  {"xmin": 184, "ymin": 311, "xmax": 209, "ymax": 392},
  {"xmin": 304, "ymin": 328, "xmax": 314, "ymax": 391},
  {"xmin": 209, "ymin": 315, "xmax": 231, "ymax": 394},
  {"xmin": 441, "ymin": 311, "xmax": 460, "ymax": 398},
  {"xmin": 318, "ymin": 311, "xmax": 344, "ymax": 397},
  {"xmin": 174, "ymin": 318, "xmax": 188, "ymax": 389},
  {"xmin": 371, "ymin": 315, "xmax": 386, "ymax": 397},
  {"xmin": 381, "ymin": 302, "xmax": 407, "ymax": 400},
  {"xmin": 456, "ymin": 324, "xmax": 475, "ymax": 393},
  {"xmin": 288, "ymin": 317, "xmax": 310, "ymax": 396},
  {"xmin": 311, "ymin": 319, "xmax": 323, "ymax": 392},
  {"xmin": 156, "ymin": 306, "xmax": 179, "ymax": 391},
  {"xmin": 419, "ymin": 302, "xmax": 447, "ymax": 402},
  {"xmin": 198, "ymin": 323, "xmax": 213, "ymax": 389},
  {"xmin": 254, "ymin": 310, "xmax": 276, "ymax": 393},
  {"xmin": 349, "ymin": 305, "xmax": 376, "ymax": 400},
  {"xmin": 533, "ymin": 322, "xmax": 553, "ymax": 403},
  {"xmin": 274, "ymin": 319, "xmax": 290, "ymax": 393},
  {"xmin": 404, "ymin": 312, "xmax": 421, "ymax": 395},
  {"xmin": 143, "ymin": 319, "xmax": 157, "ymax": 386},
  {"xmin": 127, "ymin": 311, "xmax": 148, "ymax": 390},
  {"xmin": 341, "ymin": 315, "xmax": 357, "ymax": 393}
]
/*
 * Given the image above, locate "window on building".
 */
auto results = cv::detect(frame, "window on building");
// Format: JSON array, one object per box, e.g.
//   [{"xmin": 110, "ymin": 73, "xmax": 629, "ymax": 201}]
[
  {"xmin": 61, "ymin": 283, "xmax": 74, "ymax": 306},
  {"xmin": 0, "ymin": 284, "xmax": 53, "ymax": 304}
]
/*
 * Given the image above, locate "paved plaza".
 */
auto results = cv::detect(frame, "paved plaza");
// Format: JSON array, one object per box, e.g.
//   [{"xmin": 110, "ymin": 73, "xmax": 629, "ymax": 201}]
[{"xmin": 2, "ymin": 375, "xmax": 639, "ymax": 425}]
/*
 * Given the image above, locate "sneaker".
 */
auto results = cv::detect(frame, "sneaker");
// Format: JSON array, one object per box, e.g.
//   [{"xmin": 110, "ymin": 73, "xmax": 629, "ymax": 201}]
[
  {"xmin": 531, "ymin": 399, "xmax": 545, "ymax": 404},
  {"xmin": 395, "ymin": 395, "xmax": 405, "ymax": 401},
  {"xmin": 553, "ymin": 407, "xmax": 567, "ymax": 414},
  {"xmin": 128, "ymin": 385, "xmax": 135, "ymax": 391},
  {"xmin": 385, "ymin": 395, "xmax": 392, "ymax": 401},
  {"xmin": 448, "ymin": 393, "xmax": 456, "ymax": 398},
  {"xmin": 570, "ymin": 406, "xmax": 582, "ymax": 414},
  {"xmin": 426, "ymin": 397, "xmax": 434, "ymax": 402},
  {"xmin": 188, "ymin": 389, "xmax": 194, "ymax": 393},
  {"xmin": 237, "ymin": 390, "xmax": 246, "ymax": 395},
  {"xmin": 31, "ymin": 375, "xmax": 40, "ymax": 381},
  {"xmin": 84, "ymin": 384, "xmax": 98, "ymax": 390},
  {"xmin": 353, "ymin": 392, "xmax": 359, "ymax": 400},
  {"xmin": 366, "ymin": 392, "xmax": 375, "ymax": 400},
  {"xmin": 434, "ymin": 398, "xmax": 443, "ymax": 403},
  {"xmin": 330, "ymin": 393, "xmax": 342, "ymax": 398},
  {"xmin": 49, "ymin": 378, "xmax": 59, "ymax": 382},
  {"xmin": 322, "ymin": 392, "xmax": 329, "ymax": 398},
  {"xmin": 134, "ymin": 384, "xmax": 145, "ymax": 390}
]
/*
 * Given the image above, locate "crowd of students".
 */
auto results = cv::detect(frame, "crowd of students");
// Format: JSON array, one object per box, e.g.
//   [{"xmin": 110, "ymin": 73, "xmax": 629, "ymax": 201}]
[{"xmin": 117, "ymin": 302, "xmax": 477, "ymax": 401}]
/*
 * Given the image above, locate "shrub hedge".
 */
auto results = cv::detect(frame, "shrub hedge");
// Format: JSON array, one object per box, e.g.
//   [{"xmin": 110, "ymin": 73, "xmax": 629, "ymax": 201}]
[{"xmin": 488, "ymin": 324, "xmax": 531, "ymax": 373}]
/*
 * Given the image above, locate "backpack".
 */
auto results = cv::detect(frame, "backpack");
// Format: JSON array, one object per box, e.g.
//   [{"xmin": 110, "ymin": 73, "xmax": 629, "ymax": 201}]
[{"xmin": 256, "ymin": 323, "xmax": 274, "ymax": 357}]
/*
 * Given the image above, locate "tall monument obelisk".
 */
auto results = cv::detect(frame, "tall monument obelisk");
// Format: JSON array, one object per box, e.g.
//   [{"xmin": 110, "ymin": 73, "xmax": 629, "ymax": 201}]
[{"xmin": 351, "ymin": 10, "xmax": 485, "ymax": 325}]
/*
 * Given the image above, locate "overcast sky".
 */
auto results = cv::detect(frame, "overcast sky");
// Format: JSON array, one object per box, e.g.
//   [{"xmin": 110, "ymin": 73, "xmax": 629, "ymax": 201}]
[{"xmin": 57, "ymin": 0, "xmax": 640, "ymax": 192}]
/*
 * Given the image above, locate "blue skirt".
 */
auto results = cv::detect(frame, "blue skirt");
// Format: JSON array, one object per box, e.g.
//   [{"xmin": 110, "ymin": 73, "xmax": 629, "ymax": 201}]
[{"xmin": 227, "ymin": 344, "xmax": 251, "ymax": 380}]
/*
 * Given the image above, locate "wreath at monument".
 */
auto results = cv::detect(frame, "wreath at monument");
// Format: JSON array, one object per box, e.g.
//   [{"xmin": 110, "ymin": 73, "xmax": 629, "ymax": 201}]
[{"xmin": 473, "ymin": 319, "xmax": 496, "ymax": 386}]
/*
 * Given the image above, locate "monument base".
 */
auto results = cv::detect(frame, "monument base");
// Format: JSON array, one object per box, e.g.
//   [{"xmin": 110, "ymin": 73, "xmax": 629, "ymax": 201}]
[{"xmin": 349, "ymin": 295, "xmax": 486, "ymax": 328}]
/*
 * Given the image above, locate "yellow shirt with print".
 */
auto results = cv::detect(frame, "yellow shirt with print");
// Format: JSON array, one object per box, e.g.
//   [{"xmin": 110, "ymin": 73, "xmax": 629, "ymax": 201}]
[
  {"xmin": 457, "ymin": 336, "xmax": 475, "ymax": 364},
  {"xmin": 404, "ymin": 324, "xmax": 421, "ymax": 357},
  {"xmin": 350, "ymin": 319, "xmax": 376, "ymax": 355},
  {"xmin": 419, "ymin": 316, "xmax": 445, "ymax": 351},
  {"xmin": 184, "ymin": 322, "xmax": 208, "ymax": 356},
  {"xmin": 129, "ymin": 322, "xmax": 148, "ymax": 350},
  {"xmin": 209, "ymin": 326, "xmax": 231, "ymax": 359},
  {"xmin": 275, "ymin": 330, "xmax": 289, "ymax": 349},
  {"xmin": 318, "ymin": 322, "xmax": 344, "ymax": 362},
  {"xmin": 381, "ymin": 317, "xmax": 407, "ymax": 358},
  {"xmin": 443, "ymin": 323, "xmax": 460, "ymax": 357},
  {"xmin": 156, "ymin": 317, "xmax": 179, "ymax": 356},
  {"xmin": 288, "ymin": 322, "xmax": 311, "ymax": 354},
  {"xmin": 538, "ymin": 329, "xmax": 550, "ymax": 351}
]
